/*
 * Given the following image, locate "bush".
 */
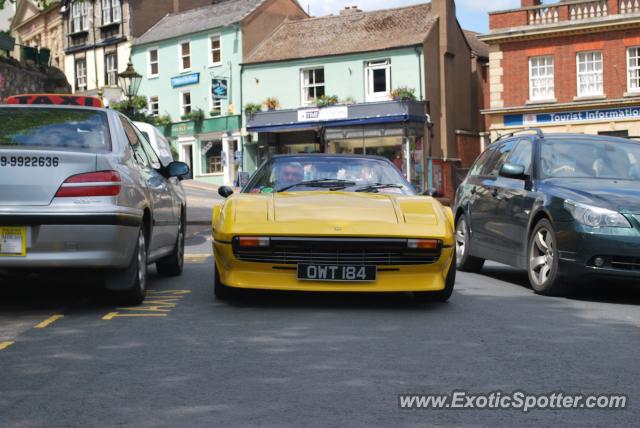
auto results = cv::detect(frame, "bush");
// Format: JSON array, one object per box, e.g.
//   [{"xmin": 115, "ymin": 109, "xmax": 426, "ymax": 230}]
[
  {"xmin": 390, "ymin": 87, "xmax": 417, "ymax": 101},
  {"xmin": 264, "ymin": 97, "xmax": 279, "ymax": 110},
  {"xmin": 316, "ymin": 95, "xmax": 339, "ymax": 107},
  {"xmin": 155, "ymin": 115, "xmax": 172, "ymax": 127},
  {"xmin": 244, "ymin": 103, "xmax": 262, "ymax": 116}
]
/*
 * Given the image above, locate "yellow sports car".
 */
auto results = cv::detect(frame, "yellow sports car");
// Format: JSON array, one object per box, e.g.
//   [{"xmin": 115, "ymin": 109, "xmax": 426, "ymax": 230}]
[{"xmin": 212, "ymin": 154, "xmax": 456, "ymax": 302}]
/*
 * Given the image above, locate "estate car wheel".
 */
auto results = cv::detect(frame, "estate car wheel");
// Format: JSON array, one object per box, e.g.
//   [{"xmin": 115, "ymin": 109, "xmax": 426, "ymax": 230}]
[
  {"xmin": 213, "ymin": 258, "xmax": 234, "ymax": 300},
  {"xmin": 414, "ymin": 257, "xmax": 456, "ymax": 303},
  {"xmin": 527, "ymin": 219, "xmax": 573, "ymax": 296},
  {"xmin": 455, "ymin": 214, "xmax": 485, "ymax": 273},
  {"xmin": 156, "ymin": 214, "xmax": 185, "ymax": 277},
  {"xmin": 115, "ymin": 229, "xmax": 148, "ymax": 306}
]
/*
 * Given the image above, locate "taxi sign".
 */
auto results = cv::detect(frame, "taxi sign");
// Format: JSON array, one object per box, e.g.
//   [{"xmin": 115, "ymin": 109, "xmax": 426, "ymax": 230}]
[{"xmin": 6, "ymin": 94, "xmax": 104, "ymax": 108}]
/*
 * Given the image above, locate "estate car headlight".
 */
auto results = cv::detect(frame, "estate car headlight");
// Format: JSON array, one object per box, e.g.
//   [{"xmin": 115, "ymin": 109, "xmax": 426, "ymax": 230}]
[{"xmin": 564, "ymin": 200, "xmax": 631, "ymax": 228}]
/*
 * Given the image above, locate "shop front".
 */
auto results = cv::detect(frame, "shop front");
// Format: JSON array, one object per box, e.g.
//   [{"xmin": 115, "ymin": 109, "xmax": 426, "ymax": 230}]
[
  {"xmin": 168, "ymin": 115, "xmax": 242, "ymax": 185},
  {"xmin": 246, "ymin": 101, "xmax": 428, "ymax": 191}
]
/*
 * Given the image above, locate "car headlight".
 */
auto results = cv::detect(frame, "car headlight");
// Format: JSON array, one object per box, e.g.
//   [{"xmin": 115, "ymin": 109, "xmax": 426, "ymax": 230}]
[{"xmin": 564, "ymin": 200, "xmax": 631, "ymax": 228}]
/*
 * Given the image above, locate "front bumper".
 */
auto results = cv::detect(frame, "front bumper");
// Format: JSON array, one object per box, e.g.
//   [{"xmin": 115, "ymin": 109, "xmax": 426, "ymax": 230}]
[
  {"xmin": 213, "ymin": 241, "xmax": 455, "ymax": 292},
  {"xmin": 557, "ymin": 223, "xmax": 640, "ymax": 280},
  {"xmin": 0, "ymin": 213, "xmax": 141, "ymax": 269}
]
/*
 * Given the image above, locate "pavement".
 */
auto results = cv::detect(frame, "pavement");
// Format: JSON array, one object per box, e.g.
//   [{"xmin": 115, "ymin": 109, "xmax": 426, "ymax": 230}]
[
  {"xmin": 181, "ymin": 180, "xmax": 224, "ymax": 226},
  {"xmin": 0, "ymin": 227, "xmax": 639, "ymax": 427}
]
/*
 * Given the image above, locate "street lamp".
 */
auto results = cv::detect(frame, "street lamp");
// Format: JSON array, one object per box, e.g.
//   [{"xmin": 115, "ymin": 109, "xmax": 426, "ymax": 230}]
[{"xmin": 118, "ymin": 59, "xmax": 142, "ymax": 102}]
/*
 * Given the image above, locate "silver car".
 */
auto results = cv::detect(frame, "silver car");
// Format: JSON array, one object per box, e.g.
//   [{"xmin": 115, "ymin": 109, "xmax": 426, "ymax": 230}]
[{"xmin": 0, "ymin": 97, "xmax": 189, "ymax": 305}]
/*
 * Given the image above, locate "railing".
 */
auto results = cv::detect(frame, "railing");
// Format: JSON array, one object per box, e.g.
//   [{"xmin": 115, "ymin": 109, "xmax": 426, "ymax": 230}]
[
  {"xmin": 620, "ymin": 0, "xmax": 640, "ymax": 14},
  {"xmin": 570, "ymin": 1, "xmax": 608, "ymax": 19},
  {"xmin": 528, "ymin": 6, "xmax": 560, "ymax": 25}
]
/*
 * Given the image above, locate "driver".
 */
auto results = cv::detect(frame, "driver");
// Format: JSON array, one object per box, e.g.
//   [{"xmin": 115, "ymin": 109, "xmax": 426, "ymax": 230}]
[{"xmin": 276, "ymin": 161, "xmax": 304, "ymax": 188}]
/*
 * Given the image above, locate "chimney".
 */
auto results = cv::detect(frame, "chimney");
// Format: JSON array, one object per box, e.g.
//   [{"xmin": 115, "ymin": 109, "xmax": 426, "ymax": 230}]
[
  {"xmin": 340, "ymin": 5, "xmax": 362, "ymax": 15},
  {"xmin": 521, "ymin": 0, "xmax": 542, "ymax": 7}
]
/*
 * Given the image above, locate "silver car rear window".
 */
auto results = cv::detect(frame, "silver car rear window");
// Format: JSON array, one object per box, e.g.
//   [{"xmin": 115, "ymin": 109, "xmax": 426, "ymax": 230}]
[{"xmin": 0, "ymin": 107, "xmax": 111, "ymax": 151}]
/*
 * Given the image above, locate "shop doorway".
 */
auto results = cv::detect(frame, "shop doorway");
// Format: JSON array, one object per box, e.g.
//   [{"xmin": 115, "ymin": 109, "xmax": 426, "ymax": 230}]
[{"xmin": 180, "ymin": 143, "xmax": 194, "ymax": 179}]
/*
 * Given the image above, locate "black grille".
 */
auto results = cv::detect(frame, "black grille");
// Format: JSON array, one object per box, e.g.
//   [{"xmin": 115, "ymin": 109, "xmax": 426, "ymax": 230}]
[
  {"xmin": 233, "ymin": 237, "xmax": 441, "ymax": 266},
  {"xmin": 609, "ymin": 256, "xmax": 640, "ymax": 271}
]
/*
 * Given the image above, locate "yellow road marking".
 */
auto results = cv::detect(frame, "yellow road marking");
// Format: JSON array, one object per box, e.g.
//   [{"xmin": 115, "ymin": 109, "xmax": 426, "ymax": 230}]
[
  {"xmin": 102, "ymin": 290, "xmax": 191, "ymax": 320},
  {"xmin": 0, "ymin": 341, "xmax": 15, "ymax": 351},
  {"xmin": 184, "ymin": 253, "xmax": 211, "ymax": 263},
  {"xmin": 34, "ymin": 314, "xmax": 64, "ymax": 329},
  {"xmin": 102, "ymin": 312, "xmax": 168, "ymax": 320}
]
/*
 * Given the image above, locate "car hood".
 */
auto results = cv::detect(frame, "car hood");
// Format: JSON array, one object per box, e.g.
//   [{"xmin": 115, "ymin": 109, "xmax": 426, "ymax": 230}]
[
  {"xmin": 214, "ymin": 191, "xmax": 453, "ymax": 243},
  {"xmin": 542, "ymin": 178, "xmax": 640, "ymax": 213}
]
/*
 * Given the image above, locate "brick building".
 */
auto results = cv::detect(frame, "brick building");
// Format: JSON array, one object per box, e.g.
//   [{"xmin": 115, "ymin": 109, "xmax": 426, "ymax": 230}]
[{"xmin": 482, "ymin": 0, "xmax": 640, "ymax": 139}]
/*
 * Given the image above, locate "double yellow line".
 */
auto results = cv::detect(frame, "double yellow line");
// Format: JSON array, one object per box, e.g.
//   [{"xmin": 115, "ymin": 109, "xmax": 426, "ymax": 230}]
[{"xmin": 0, "ymin": 314, "xmax": 64, "ymax": 353}]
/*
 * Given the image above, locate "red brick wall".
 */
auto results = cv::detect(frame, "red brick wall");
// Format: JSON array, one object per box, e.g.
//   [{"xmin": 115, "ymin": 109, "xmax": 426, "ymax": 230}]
[
  {"xmin": 500, "ymin": 29, "xmax": 640, "ymax": 107},
  {"xmin": 489, "ymin": 10, "xmax": 528, "ymax": 30},
  {"xmin": 456, "ymin": 134, "xmax": 482, "ymax": 169}
]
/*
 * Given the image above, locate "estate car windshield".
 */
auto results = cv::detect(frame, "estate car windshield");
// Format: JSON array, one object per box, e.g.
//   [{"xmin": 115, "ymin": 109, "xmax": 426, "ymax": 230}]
[
  {"xmin": 0, "ymin": 107, "xmax": 110, "ymax": 151},
  {"xmin": 244, "ymin": 156, "xmax": 415, "ymax": 195},
  {"xmin": 541, "ymin": 138, "xmax": 640, "ymax": 180}
]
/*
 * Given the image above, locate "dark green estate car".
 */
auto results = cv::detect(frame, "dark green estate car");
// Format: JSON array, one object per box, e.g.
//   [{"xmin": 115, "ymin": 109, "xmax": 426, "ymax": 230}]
[{"xmin": 454, "ymin": 129, "xmax": 640, "ymax": 296}]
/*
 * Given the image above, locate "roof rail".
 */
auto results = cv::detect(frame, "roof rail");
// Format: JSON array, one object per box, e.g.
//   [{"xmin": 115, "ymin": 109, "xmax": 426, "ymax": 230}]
[{"xmin": 493, "ymin": 128, "xmax": 544, "ymax": 143}]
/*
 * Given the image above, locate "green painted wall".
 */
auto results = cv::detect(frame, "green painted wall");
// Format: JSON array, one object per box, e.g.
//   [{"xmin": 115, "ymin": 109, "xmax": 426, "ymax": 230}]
[
  {"xmin": 131, "ymin": 25, "xmax": 243, "ymax": 124},
  {"xmin": 242, "ymin": 47, "xmax": 425, "ymax": 109}
]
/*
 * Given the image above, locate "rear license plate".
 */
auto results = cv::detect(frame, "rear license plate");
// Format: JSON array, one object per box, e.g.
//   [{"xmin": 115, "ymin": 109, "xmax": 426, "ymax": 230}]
[
  {"xmin": 0, "ymin": 227, "xmax": 27, "ymax": 257},
  {"xmin": 297, "ymin": 264, "xmax": 377, "ymax": 282}
]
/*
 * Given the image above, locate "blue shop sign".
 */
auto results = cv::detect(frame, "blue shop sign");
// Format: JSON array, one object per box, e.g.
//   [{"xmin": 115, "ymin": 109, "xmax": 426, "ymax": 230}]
[
  {"xmin": 212, "ymin": 79, "xmax": 228, "ymax": 99},
  {"xmin": 505, "ymin": 106, "xmax": 640, "ymax": 127},
  {"xmin": 171, "ymin": 73, "xmax": 200, "ymax": 88}
]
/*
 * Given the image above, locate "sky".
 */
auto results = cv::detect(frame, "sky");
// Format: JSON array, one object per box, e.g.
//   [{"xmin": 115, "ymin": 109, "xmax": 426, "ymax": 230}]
[{"xmin": 304, "ymin": 0, "xmax": 524, "ymax": 34}]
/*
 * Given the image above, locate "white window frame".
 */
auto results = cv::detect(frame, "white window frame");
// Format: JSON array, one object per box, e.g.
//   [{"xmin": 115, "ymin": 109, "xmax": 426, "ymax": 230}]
[
  {"xmin": 627, "ymin": 47, "xmax": 640, "ymax": 94},
  {"xmin": 148, "ymin": 96, "xmax": 160, "ymax": 117},
  {"xmin": 180, "ymin": 90, "xmax": 192, "ymax": 118},
  {"xmin": 576, "ymin": 51, "xmax": 603, "ymax": 97},
  {"xmin": 528, "ymin": 56, "xmax": 555, "ymax": 101},
  {"xmin": 101, "ymin": 0, "xmax": 122, "ymax": 25},
  {"xmin": 71, "ymin": 1, "xmax": 89, "ymax": 33},
  {"xmin": 104, "ymin": 52, "xmax": 118, "ymax": 86},
  {"xmin": 300, "ymin": 67, "xmax": 325, "ymax": 106},
  {"xmin": 210, "ymin": 96, "xmax": 222, "ymax": 117},
  {"xmin": 75, "ymin": 58, "xmax": 87, "ymax": 92},
  {"xmin": 365, "ymin": 59, "xmax": 391, "ymax": 102},
  {"xmin": 147, "ymin": 47, "xmax": 159, "ymax": 78},
  {"xmin": 179, "ymin": 40, "xmax": 191, "ymax": 73},
  {"xmin": 209, "ymin": 33, "xmax": 222, "ymax": 67}
]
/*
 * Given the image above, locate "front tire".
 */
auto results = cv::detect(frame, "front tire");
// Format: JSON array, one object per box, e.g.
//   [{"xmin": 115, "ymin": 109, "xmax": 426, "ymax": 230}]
[
  {"xmin": 527, "ymin": 219, "xmax": 573, "ymax": 296},
  {"xmin": 414, "ymin": 257, "xmax": 456, "ymax": 303},
  {"xmin": 455, "ymin": 214, "xmax": 485, "ymax": 272}
]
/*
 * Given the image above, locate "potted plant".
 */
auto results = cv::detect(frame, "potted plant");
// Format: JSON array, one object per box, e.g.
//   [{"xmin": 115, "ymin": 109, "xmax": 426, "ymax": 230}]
[
  {"xmin": 154, "ymin": 115, "xmax": 172, "ymax": 128},
  {"xmin": 188, "ymin": 108, "xmax": 205, "ymax": 123},
  {"xmin": 341, "ymin": 96, "xmax": 356, "ymax": 105},
  {"xmin": 315, "ymin": 95, "xmax": 339, "ymax": 107},
  {"xmin": 244, "ymin": 103, "xmax": 262, "ymax": 117},
  {"xmin": 264, "ymin": 97, "xmax": 279, "ymax": 111},
  {"xmin": 390, "ymin": 87, "xmax": 417, "ymax": 101}
]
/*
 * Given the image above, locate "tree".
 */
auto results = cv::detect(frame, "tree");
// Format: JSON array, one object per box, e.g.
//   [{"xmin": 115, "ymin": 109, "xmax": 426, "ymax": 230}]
[{"xmin": 110, "ymin": 95, "xmax": 159, "ymax": 125}]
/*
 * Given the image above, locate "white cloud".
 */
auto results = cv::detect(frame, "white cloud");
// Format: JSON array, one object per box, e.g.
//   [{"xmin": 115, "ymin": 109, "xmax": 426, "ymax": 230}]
[{"xmin": 305, "ymin": 0, "xmax": 520, "ymax": 17}]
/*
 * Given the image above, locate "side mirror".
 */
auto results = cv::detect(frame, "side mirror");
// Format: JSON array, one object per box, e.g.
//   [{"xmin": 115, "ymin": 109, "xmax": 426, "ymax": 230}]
[
  {"xmin": 500, "ymin": 163, "xmax": 527, "ymax": 180},
  {"xmin": 422, "ymin": 188, "xmax": 441, "ymax": 198},
  {"xmin": 167, "ymin": 161, "xmax": 190, "ymax": 178},
  {"xmin": 237, "ymin": 172, "xmax": 251, "ymax": 188},
  {"xmin": 218, "ymin": 186, "xmax": 234, "ymax": 198}
]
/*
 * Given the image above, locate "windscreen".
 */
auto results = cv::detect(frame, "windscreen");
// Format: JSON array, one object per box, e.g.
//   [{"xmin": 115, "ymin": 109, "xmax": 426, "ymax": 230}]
[
  {"xmin": 541, "ymin": 138, "xmax": 640, "ymax": 180},
  {"xmin": 0, "ymin": 107, "xmax": 110, "ymax": 151}
]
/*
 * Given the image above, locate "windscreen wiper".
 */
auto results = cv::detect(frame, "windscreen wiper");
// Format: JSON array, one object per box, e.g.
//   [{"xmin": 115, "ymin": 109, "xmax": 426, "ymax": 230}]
[
  {"xmin": 277, "ymin": 179, "xmax": 356, "ymax": 192},
  {"xmin": 354, "ymin": 183, "xmax": 404, "ymax": 193}
]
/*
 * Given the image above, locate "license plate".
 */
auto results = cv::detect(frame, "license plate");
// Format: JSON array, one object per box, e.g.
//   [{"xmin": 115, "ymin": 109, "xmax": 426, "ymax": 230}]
[
  {"xmin": 297, "ymin": 264, "xmax": 377, "ymax": 282},
  {"xmin": 0, "ymin": 227, "xmax": 27, "ymax": 257}
]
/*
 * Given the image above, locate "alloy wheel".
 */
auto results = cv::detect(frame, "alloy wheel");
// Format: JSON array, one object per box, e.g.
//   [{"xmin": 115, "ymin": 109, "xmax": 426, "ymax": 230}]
[
  {"xmin": 455, "ymin": 217, "xmax": 467, "ymax": 265},
  {"xmin": 529, "ymin": 227, "xmax": 554, "ymax": 286}
]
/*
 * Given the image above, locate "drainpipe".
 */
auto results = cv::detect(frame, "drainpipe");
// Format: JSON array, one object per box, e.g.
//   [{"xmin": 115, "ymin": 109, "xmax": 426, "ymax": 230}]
[{"xmin": 415, "ymin": 46, "xmax": 423, "ymax": 100}]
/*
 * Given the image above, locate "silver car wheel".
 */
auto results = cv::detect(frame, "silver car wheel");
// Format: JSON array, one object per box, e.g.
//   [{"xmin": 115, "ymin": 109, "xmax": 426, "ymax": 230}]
[
  {"xmin": 455, "ymin": 217, "xmax": 467, "ymax": 265},
  {"xmin": 529, "ymin": 228, "xmax": 554, "ymax": 286}
]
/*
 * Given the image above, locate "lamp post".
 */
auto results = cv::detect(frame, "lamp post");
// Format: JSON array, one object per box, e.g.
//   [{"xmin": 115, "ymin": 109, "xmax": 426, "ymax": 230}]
[{"xmin": 118, "ymin": 59, "xmax": 142, "ymax": 117}]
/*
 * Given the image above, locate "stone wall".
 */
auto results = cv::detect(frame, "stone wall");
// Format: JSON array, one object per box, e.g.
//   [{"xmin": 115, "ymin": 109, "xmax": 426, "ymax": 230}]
[{"xmin": 0, "ymin": 57, "xmax": 70, "ymax": 102}]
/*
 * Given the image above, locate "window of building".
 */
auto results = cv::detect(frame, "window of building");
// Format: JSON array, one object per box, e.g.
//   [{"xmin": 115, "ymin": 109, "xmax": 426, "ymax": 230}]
[
  {"xmin": 577, "ymin": 51, "xmax": 603, "ymax": 97},
  {"xmin": 149, "ymin": 96, "xmax": 159, "ymax": 117},
  {"xmin": 101, "ymin": 0, "xmax": 121, "ymax": 25},
  {"xmin": 104, "ymin": 52, "xmax": 118, "ymax": 86},
  {"xmin": 180, "ymin": 91, "xmax": 192, "ymax": 117},
  {"xmin": 301, "ymin": 68, "xmax": 325, "ymax": 105},
  {"xmin": 204, "ymin": 141, "xmax": 223, "ymax": 174},
  {"xmin": 209, "ymin": 34, "xmax": 222, "ymax": 66},
  {"xmin": 75, "ymin": 58, "xmax": 87, "ymax": 92},
  {"xmin": 71, "ymin": 1, "xmax": 89, "ymax": 33},
  {"xmin": 627, "ymin": 47, "xmax": 640, "ymax": 93},
  {"xmin": 529, "ymin": 56, "xmax": 554, "ymax": 101},
  {"xmin": 210, "ymin": 98, "xmax": 222, "ymax": 117},
  {"xmin": 366, "ymin": 59, "xmax": 391, "ymax": 101},
  {"xmin": 179, "ymin": 41, "xmax": 191, "ymax": 72},
  {"xmin": 148, "ymin": 48, "xmax": 159, "ymax": 78}
]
